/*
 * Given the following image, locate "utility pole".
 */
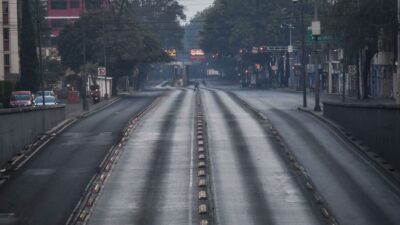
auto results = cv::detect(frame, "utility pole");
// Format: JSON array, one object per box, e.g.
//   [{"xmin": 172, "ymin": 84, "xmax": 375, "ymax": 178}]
[
  {"xmin": 81, "ymin": 0, "xmax": 88, "ymax": 110},
  {"xmin": 281, "ymin": 23, "xmax": 294, "ymax": 87},
  {"xmin": 292, "ymin": 0, "xmax": 307, "ymax": 107},
  {"xmin": 341, "ymin": 58, "xmax": 346, "ymax": 103},
  {"xmin": 397, "ymin": 0, "xmax": 400, "ymax": 104},
  {"xmin": 35, "ymin": 0, "xmax": 45, "ymax": 106},
  {"xmin": 311, "ymin": 0, "xmax": 321, "ymax": 112},
  {"xmin": 300, "ymin": 0, "xmax": 307, "ymax": 107},
  {"xmin": 102, "ymin": 5, "xmax": 108, "ymax": 99}
]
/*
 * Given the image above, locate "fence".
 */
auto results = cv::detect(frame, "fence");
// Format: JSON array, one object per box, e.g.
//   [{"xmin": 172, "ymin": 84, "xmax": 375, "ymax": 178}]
[
  {"xmin": 0, "ymin": 106, "xmax": 66, "ymax": 167},
  {"xmin": 323, "ymin": 101, "xmax": 400, "ymax": 170}
]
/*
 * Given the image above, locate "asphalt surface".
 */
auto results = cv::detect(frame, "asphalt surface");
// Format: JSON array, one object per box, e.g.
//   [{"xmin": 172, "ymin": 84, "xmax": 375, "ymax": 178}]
[
  {"xmin": 0, "ymin": 92, "xmax": 161, "ymax": 225},
  {"xmin": 87, "ymin": 89, "xmax": 196, "ymax": 225},
  {"xmin": 2, "ymin": 81, "xmax": 399, "ymax": 225},
  {"xmin": 209, "ymin": 81, "xmax": 400, "ymax": 225},
  {"xmin": 202, "ymin": 89, "xmax": 323, "ymax": 225}
]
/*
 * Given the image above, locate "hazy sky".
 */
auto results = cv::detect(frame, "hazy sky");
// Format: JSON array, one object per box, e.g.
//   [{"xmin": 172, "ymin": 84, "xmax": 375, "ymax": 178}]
[{"xmin": 179, "ymin": 0, "xmax": 214, "ymax": 21}]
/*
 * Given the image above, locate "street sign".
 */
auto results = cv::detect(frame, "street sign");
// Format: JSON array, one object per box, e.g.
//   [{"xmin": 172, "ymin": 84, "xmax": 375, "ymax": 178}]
[
  {"xmin": 307, "ymin": 27, "xmax": 335, "ymax": 44},
  {"xmin": 98, "ymin": 67, "xmax": 106, "ymax": 76},
  {"xmin": 288, "ymin": 45, "xmax": 293, "ymax": 53}
]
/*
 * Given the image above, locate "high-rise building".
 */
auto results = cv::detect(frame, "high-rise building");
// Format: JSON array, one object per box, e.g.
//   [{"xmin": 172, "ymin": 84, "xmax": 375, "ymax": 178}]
[{"xmin": 0, "ymin": 0, "xmax": 20, "ymax": 81}]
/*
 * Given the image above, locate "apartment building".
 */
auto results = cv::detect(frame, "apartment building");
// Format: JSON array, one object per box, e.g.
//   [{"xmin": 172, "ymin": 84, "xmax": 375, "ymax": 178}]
[
  {"xmin": 0, "ymin": 0, "xmax": 20, "ymax": 81},
  {"xmin": 46, "ymin": 0, "xmax": 85, "ymax": 38}
]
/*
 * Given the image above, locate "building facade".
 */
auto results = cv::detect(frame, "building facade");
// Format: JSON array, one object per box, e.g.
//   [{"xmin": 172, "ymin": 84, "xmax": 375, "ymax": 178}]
[
  {"xmin": 0, "ymin": 0, "xmax": 20, "ymax": 81},
  {"xmin": 46, "ymin": 0, "xmax": 85, "ymax": 38}
]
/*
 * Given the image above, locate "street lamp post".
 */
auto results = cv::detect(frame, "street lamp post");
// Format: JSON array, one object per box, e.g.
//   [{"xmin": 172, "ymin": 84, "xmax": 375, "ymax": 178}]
[
  {"xmin": 101, "ymin": 3, "xmax": 110, "ymax": 100},
  {"xmin": 281, "ymin": 23, "xmax": 294, "ymax": 87},
  {"xmin": 341, "ymin": 58, "xmax": 346, "ymax": 103},
  {"xmin": 281, "ymin": 23, "xmax": 294, "ymax": 47},
  {"xmin": 35, "ymin": 0, "xmax": 45, "ymax": 106},
  {"xmin": 293, "ymin": 0, "xmax": 307, "ymax": 108},
  {"xmin": 81, "ymin": 0, "xmax": 89, "ymax": 110},
  {"xmin": 397, "ymin": 0, "xmax": 400, "ymax": 104},
  {"xmin": 311, "ymin": 1, "xmax": 321, "ymax": 112}
]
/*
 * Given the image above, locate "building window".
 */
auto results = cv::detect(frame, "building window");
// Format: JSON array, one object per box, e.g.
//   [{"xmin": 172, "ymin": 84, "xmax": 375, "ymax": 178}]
[
  {"xmin": 2, "ymin": 2, "xmax": 8, "ymax": 13},
  {"xmin": 3, "ymin": 28, "xmax": 9, "ymax": 40},
  {"xmin": 50, "ymin": 0, "xmax": 67, "ymax": 9},
  {"xmin": 70, "ymin": 0, "xmax": 80, "ymax": 8},
  {"xmin": 2, "ymin": 2, "xmax": 9, "ymax": 25},
  {"xmin": 4, "ymin": 54, "xmax": 10, "ymax": 74},
  {"xmin": 50, "ymin": 19, "xmax": 66, "ymax": 28},
  {"xmin": 3, "ymin": 27, "xmax": 9, "ymax": 52}
]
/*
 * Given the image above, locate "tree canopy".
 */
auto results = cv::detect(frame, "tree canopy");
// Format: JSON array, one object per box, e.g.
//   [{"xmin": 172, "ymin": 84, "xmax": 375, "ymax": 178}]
[
  {"xmin": 322, "ymin": 0, "xmax": 397, "ymax": 98},
  {"xmin": 19, "ymin": 0, "xmax": 40, "ymax": 92},
  {"xmin": 57, "ymin": 0, "xmax": 185, "ymax": 91},
  {"xmin": 200, "ymin": 0, "xmax": 314, "ymax": 55}
]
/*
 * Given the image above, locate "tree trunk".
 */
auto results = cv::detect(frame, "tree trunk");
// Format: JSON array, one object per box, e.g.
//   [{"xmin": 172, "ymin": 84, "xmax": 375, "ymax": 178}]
[
  {"xmin": 112, "ymin": 76, "xmax": 119, "ymax": 96},
  {"xmin": 356, "ymin": 50, "xmax": 361, "ymax": 99},
  {"xmin": 362, "ymin": 48, "xmax": 374, "ymax": 99}
]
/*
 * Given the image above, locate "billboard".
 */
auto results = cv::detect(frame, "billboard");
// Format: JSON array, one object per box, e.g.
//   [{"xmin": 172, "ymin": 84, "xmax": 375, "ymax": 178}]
[{"xmin": 190, "ymin": 49, "xmax": 206, "ymax": 62}]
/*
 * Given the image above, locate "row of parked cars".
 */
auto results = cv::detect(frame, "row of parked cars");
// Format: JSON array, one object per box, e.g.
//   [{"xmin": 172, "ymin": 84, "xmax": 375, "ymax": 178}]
[{"xmin": 9, "ymin": 90, "xmax": 58, "ymax": 107}]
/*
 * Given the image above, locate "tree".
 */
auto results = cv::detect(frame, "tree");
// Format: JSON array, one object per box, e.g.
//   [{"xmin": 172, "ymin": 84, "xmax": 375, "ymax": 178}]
[
  {"xmin": 200, "ymin": 0, "xmax": 313, "ymax": 55},
  {"xmin": 322, "ymin": 0, "xmax": 397, "ymax": 99},
  {"xmin": 124, "ymin": 0, "xmax": 186, "ymax": 49},
  {"xmin": 18, "ymin": 0, "xmax": 40, "ymax": 92},
  {"xmin": 198, "ymin": 0, "xmax": 314, "ymax": 81},
  {"xmin": 57, "ymin": 7, "xmax": 170, "ymax": 93},
  {"xmin": 44, "ymin": 58, "xmax": 65, "ymax": 87}
]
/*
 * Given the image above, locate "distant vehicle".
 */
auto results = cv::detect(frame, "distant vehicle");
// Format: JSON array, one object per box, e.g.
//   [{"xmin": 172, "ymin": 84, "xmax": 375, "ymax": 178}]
[
  {"xmin": 34, "ymin": 96, "xmax": 57, "ymax": 106},
  {"xmin": 10, "ymin": 91, "xmax": 34, "ymax": 107},
  {"xmin": 90, "ymin": 85, "xmax": 101, "ymax": 104},
  {"xmin": 90, "ymin": 89, "xmax": 101, "ymax": 104},
  {"xmin": 36, "ymin": 90, "xmax": 56, "ymax": 98}
]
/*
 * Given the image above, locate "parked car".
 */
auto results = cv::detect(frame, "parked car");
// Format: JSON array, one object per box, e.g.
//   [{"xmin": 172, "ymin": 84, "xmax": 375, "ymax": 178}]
[
  {"xmin": 36, "ymin": 90, "xmax": 56, "ymax": 98},
  {"xmin": 34, "ymin": 96, "xmax": 57, "ymax": 106},
  {"xmin": 9, "ymin": 91, "xmax": 34, "ymax": 107}
]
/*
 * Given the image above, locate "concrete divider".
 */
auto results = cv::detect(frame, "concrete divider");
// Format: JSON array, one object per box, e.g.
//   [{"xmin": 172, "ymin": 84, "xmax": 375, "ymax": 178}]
[
  {"xmin": 323, "ymin": 101, "xmax": 400, "ymax": 170},
  {"xmin": 0, "ymin": 105, "xmax": 66, "ymax": 167}
]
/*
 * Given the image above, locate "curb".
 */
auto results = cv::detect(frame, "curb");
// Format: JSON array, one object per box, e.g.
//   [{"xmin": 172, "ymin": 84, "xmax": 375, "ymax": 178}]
[
  {"xmin": 66, "ymin": 94, "xmax": 164, "ymax": 225},
  {"xmin": 298, "ymin": 107, "xmax": 400, "ymax": 186}
]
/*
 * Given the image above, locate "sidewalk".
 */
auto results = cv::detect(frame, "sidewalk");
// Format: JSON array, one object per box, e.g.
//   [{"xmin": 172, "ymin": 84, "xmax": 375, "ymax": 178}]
[
  {"xmin": 319, "ymin": 92, "xmax": 396, "ymax": 105},
  {"xmin": 207, "ymin": 79, "xmax": 397, "ymax": 106},
  {"xmin": 275, "ymin": 86, "xmax": 397, "ymax": 106}
]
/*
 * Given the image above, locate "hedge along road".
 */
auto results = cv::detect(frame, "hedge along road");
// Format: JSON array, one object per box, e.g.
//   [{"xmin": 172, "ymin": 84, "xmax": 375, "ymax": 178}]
[{"xmin": 0, "ymin": 91, "xmax": 164, "ymax": 225}]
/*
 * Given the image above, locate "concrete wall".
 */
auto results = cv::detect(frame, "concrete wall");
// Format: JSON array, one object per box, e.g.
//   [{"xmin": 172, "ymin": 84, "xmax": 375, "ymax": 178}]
[
  {"xmin": 323, "ymin": 102, "xmax": 400, "ymax": 170},
  {"xmin": 0, "ymin": 106, "xmax": 66, "ymax": 167}
]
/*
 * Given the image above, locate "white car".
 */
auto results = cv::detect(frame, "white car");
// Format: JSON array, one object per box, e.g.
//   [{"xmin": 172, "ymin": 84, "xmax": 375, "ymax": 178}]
[{"xmin": 34, "ymin": 96, "xmax": 57, "ymax": 106}]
